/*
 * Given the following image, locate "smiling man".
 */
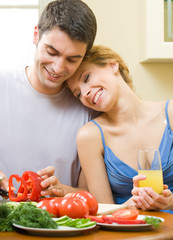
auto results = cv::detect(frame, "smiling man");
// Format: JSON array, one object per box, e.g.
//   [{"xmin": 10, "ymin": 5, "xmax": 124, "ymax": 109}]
[{"xmin": 0, "ymin": 0, "xmax": 97, "ymax": 196}]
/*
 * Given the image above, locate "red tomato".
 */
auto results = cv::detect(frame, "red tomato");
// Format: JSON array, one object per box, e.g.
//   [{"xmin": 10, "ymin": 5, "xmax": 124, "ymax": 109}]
[
  {"xmin": 71, "ymin": 191, "xmax": 98, "ymax": 215},
  {"xmin": 58, "ymin": 197, "xmax": 89, "ymax": 218},
  {"xmin": 112, "ymin": 209, "xmax": 139, "ymax": 220},
  {"xmin": 37, "ymin": 197, "xmax": 63, "ymax": 217},
  {"xmin": 50, "ymin": 197, "xmax": 63, "ymax": 217}
]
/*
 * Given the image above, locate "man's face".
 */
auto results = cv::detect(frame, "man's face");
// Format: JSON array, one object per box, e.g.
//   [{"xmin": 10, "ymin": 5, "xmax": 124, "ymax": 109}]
[{"xmin": 32, "ymin": 27, "xmax": 87, "ymax": 94}]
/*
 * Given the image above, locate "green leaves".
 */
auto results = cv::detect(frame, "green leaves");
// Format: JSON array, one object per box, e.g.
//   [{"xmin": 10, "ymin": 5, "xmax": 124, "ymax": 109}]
[
  {"xmin": 143, "ymin": 216, "xmax": 162, "ymax": 228},
  {"xmin": 0, "ymin": 202, "xmax": 57, "ymax": 231}
]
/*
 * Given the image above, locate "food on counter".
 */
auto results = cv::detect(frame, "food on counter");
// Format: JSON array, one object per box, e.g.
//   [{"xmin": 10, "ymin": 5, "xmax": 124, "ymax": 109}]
[
  {"xmin": 58, "ymin": 197, "xmax": 89, "ymax": 218},
  {"xmin": 0, "ymin": 202, "xmax": 57, "ymax": 232},
  {"xmin": 0, "ymin": 201, "xmax": 96, "ymax": 232},
  {"xmin": 37, "ymin": 190, "xmax": 98, "ymax": 218},
  {"xmin": 55, "ymin": 215, "xmax": 96, "ymax": 228},
  {"xmin": 37, "ymin": 197, "xmax": 63, "ymax": 217},
  {"xmin": 112, "ymin": 209, "xmax": 139, "ymax": 220},
  {"xmin": 85, "ymin": 209, "xmax": 162, "ymax": 228},
  {"xmin": 70, "ymin": 191, "xmax": 98, "ymax": 215},
  {"xmin": 9, "ymin": 171, "xmax": 42, "ymax": 202}
]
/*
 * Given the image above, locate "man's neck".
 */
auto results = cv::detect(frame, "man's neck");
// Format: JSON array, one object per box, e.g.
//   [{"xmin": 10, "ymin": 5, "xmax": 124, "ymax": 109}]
[{"xmin": 25, "ymin": 66, "xmax": 64, "ymax": 95}]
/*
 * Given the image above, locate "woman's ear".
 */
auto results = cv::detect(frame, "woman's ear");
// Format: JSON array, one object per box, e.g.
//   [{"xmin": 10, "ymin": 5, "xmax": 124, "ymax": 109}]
[
  {"xmin": 33, "ymin": 26, "xmax": 39, "ymax": 45},
  {"xmin": 109, "ymin": 62, "xmax": 119, "ymax": 74}
]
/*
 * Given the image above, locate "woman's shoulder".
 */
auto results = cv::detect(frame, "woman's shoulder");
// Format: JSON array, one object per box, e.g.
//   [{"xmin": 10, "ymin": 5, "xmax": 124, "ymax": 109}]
[
  {"xmin": 77, "ymin": 120, "xmax": 102, "ymax": 142},
  {"xmin": 167, "ymin": 100, "xmax": 173, "ymax": 130}
]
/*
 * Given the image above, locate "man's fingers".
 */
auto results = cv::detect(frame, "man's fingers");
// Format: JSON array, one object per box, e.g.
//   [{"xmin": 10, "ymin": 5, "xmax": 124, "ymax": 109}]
[{"xmin": 37, "ymin": 166, "xmax": 55, "ymax": 177}]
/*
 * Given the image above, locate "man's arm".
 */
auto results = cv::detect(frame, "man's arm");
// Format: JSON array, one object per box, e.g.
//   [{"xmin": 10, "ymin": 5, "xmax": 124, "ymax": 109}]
[{"xmin": 37, "ymin": 166, "xmax": 87, "ymax": 197}]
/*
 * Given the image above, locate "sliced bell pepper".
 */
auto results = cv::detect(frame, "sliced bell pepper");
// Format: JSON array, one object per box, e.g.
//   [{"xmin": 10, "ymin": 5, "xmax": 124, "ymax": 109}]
[
  {"xmin": 102, "ymin": 215, "xmax": 146, "ymax": 225},
  {"xmin": 9, "ymin": 174, "xmax": 28, "ymax": 202},
  {"xmin": 22, "ymin": 171, "xmax": 42, "ymax": 201}
]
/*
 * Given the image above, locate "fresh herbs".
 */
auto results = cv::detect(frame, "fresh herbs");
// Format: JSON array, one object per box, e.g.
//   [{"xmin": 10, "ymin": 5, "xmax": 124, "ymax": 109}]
[
  {"xmin": 144, "ymin": 216, "xmax": 162, "ymax": 228},
  {"xmin": 0, "ymin": 202, "xmax": 57, "ymax": 231}
]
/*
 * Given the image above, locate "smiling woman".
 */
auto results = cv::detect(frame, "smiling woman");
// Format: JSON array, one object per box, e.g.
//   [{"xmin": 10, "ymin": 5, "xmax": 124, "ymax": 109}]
[{"xmin": 0, "ymin": 0, "xmax": 38, "ymax": 69}]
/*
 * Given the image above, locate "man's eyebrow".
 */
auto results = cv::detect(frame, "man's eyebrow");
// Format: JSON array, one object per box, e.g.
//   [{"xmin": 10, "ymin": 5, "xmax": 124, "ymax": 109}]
[{"xmin": 45, "ymin": 44, "xmax": 84, "ymax": 58}]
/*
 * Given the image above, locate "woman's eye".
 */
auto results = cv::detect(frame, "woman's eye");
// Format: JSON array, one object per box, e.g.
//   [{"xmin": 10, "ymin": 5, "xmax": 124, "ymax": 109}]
[
  {"xmin": 84, "ymin": 74, "xmax": 89, "ymax": 83},
  {"xmin": 76, "ymin": 92, "xmax": 81, "ymax": 99}
]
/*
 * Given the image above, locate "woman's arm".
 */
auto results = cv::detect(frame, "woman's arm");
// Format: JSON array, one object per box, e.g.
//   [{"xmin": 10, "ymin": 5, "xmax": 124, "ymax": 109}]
[{"xmin": 76, "ymin": 123, "xmax": 114, "ymax": 204}]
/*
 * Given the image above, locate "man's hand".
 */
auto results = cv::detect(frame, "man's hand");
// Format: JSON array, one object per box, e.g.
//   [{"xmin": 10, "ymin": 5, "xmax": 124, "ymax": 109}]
[
  {"xmin": 37, "ymin": 166, "xmax": 65, "ymax": 197},
  {"xmin": 0, "ymin": 170, "xmax": 9, "ymax": 191}
]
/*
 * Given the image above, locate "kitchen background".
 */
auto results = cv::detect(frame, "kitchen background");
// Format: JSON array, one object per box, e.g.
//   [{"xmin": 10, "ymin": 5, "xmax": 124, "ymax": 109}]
[{"xmin": 0, "ymin": 0, "xmax": 173, "ymax": 101}]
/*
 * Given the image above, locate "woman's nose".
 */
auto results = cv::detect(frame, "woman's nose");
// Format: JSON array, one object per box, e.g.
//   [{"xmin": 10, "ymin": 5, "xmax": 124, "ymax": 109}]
[{"xmin": 86, "ymin": 90, "xmax": 91, "ymax": 96}]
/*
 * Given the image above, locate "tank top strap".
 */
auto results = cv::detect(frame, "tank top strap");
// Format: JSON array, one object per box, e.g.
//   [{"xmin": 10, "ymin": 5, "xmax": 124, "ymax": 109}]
[
  {"xmin": 165, "ymin": 100, "xmax": 170, "ymax": 126},
  {"xmin": 91, "ymin": 120, "xmax": 106, "ymax": 148}
]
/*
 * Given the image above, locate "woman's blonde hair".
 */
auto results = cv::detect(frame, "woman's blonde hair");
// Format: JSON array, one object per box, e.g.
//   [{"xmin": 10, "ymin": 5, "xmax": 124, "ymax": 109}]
[{"xmin": 83, "ymin": 45, "xmax": 134, "ymax": 90}]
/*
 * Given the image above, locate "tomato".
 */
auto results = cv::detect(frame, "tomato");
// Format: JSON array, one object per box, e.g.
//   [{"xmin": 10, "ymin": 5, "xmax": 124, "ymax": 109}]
[
  {"xmin": 37, "ymin": 197, "xmax": 63, "ymax": 217},
  {"xmin": 58, "ymin": 197, "xmax": 89, "ymax": 218},
  {"xmin": 112, "ymin": 209, "xmax": 139, "ymax": 220},
  {"xmin": 51, "ymin": 197, "xmax": 63, "ymax": 217},
  {"xmin": 71, "ymin": 191, "xmax": 98, "ymax": 215}
]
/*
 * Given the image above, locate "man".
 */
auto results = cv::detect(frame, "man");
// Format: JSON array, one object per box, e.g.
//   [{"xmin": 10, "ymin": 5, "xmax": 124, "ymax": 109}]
[{"xmin": 0, "ymin": 0, "xmax": 97, "ymax": 196}]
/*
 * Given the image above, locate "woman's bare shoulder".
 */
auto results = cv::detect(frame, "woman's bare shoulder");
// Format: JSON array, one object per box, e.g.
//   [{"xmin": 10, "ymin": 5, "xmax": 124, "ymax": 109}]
[
  {"xmin": 168, "ymin": 100, "xmax": 173, "ymax": 130},
  {"xmin": 77, "ymin": 120, "xmax": 101, "ymax": 142}
]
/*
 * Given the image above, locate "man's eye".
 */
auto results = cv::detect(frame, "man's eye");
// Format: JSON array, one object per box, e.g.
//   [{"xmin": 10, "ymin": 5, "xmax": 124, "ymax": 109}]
[
  {"xmin": 47, "ymin": 51, "xmax": 56, "ymax": 56},
  {"xmin": 68, "ymin": 59, "xmax": 77, "ymax": 63},
  {"xmin": 84, "ymin": 74, "xmax": 89, "ymax": 83}
]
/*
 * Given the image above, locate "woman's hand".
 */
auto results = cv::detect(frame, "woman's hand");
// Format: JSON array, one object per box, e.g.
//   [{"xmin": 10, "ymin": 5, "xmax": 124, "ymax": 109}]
[
  {"xmin": 131, "ymin": 174, "xmax": 173, "ymax": 210},
  {"xmin": 37, "ymin": 166, "xmax": 65, "ymax": 197}
]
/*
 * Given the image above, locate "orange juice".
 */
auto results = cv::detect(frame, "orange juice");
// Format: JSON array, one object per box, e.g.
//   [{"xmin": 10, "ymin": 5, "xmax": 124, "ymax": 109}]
[{"xmin": 138, "ymin": 170, "xmax": 163, "ymax": 194}]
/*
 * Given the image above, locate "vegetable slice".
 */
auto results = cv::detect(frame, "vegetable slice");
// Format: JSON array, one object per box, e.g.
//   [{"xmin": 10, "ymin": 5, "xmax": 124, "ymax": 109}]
[{"xmin": 8, "ymin": 174, "xmax": 28, "ymax": 202}]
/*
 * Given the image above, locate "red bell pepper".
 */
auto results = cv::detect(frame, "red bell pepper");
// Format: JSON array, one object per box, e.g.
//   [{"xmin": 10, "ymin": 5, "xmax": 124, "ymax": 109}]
[
  {"xmin": 22, "ymin": 171, "xmax": 42, "ymax": 201},
  {"xmin": 102, "ymin": 215, "xmax": 146, "ymax": 225},
  {"xmin": 85, "ymin": 215, "xmax": 105, "ymax": 223},
  {"xmin": 8, "ymin": 171, "xmax": 42, "ymax": 202},
  {"xmin": 9, "ymin": 174, "xmax": 28, "ymax": 202}
]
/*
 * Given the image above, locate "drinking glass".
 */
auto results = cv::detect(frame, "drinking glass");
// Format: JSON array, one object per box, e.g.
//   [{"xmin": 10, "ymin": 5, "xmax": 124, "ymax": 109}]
[{"xmin": 137, "ymin": 149, "xmax": 163, "ymax": 194}]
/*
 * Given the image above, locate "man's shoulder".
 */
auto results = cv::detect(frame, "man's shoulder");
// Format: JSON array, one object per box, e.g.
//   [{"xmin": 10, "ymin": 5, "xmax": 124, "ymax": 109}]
[{"xmin": 0, "ymin": 67, "xmax": 23, "ymax": 81}]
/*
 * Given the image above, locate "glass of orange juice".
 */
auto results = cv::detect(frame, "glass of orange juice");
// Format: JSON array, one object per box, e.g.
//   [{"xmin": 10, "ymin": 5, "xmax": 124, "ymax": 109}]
[{"xmin": 137, "ymin": 149, "xmax": 163, "ymax": 194}]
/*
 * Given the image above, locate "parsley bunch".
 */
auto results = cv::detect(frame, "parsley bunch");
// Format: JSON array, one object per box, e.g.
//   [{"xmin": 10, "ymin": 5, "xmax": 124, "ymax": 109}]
[{"xmin": 0, "ymin": 202, "xmax": 57, "ymax": 231}]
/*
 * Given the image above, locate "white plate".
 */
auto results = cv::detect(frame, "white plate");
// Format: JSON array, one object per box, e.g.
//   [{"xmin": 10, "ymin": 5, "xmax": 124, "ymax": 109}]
[
  {"xmin": 13, "ymin": 222, "xmax": 96, "ymax": 237},
  {"xmin": 97, "ymin": 215, "xmax": 164, "ymax": 232}
]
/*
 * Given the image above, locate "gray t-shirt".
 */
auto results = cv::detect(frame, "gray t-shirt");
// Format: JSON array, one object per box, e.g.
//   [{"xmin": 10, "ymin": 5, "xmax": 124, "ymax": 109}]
[{"xmin": 0, "ymin": 67, "xmax": 94, "ymax": 187}]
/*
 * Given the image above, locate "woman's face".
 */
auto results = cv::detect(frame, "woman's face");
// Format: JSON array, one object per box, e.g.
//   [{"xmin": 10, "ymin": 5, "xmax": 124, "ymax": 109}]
[{"xmin": 67, "ymin": 61, "xmax": 119, "ymax": 111}]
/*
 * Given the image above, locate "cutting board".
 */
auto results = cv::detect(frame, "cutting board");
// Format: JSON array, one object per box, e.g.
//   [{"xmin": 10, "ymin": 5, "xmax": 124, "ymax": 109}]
[{"xmin": 97, "ymin": 203, "xmax": 127, "ymax": 215}]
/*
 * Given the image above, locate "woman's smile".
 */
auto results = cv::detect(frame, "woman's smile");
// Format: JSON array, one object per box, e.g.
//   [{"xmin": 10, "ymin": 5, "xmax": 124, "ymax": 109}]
[{"xmin": 92, "ymin": 88, "xmax": 103, "ymax": 104}]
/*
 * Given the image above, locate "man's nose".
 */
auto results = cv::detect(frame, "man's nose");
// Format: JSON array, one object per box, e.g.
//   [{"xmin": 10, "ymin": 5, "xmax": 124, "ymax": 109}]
[{"xmin": 53, "ymin": 58, "xmax": 65, "ymax": 73}]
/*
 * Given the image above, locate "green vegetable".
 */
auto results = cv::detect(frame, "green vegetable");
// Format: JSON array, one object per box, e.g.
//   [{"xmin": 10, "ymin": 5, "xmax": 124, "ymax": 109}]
[
  {"xmin": 55, "ymin": 215, "xmax": 96, "ymax": 228},
  {"xmin": 144, "ymin": 216, "xmax": 162, "ymax": 228},
  {"xmin": 0, "ymin": 202, "xmax": 57, "ymax": 231}
]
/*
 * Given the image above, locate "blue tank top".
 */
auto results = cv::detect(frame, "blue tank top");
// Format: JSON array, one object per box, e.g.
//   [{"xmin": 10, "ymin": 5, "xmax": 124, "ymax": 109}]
[{"xmin": 91, "ymin": 100, "xmax": 173, "ymax": 208}]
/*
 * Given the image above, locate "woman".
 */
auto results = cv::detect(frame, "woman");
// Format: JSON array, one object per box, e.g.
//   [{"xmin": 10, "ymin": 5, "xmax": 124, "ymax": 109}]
[{"xmin": 66, "ymin": 45, "xmax": 173, "ymax": 212}]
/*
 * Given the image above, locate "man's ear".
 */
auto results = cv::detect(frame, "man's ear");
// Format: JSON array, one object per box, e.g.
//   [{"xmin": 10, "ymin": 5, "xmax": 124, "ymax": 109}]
[
  {"xmin": 33, "ymin": 26, "xmax": 39, "ymax": 45},
  {"xmin": 109, "ymin": 62, "xmax": 119, "ymax": 74}
]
